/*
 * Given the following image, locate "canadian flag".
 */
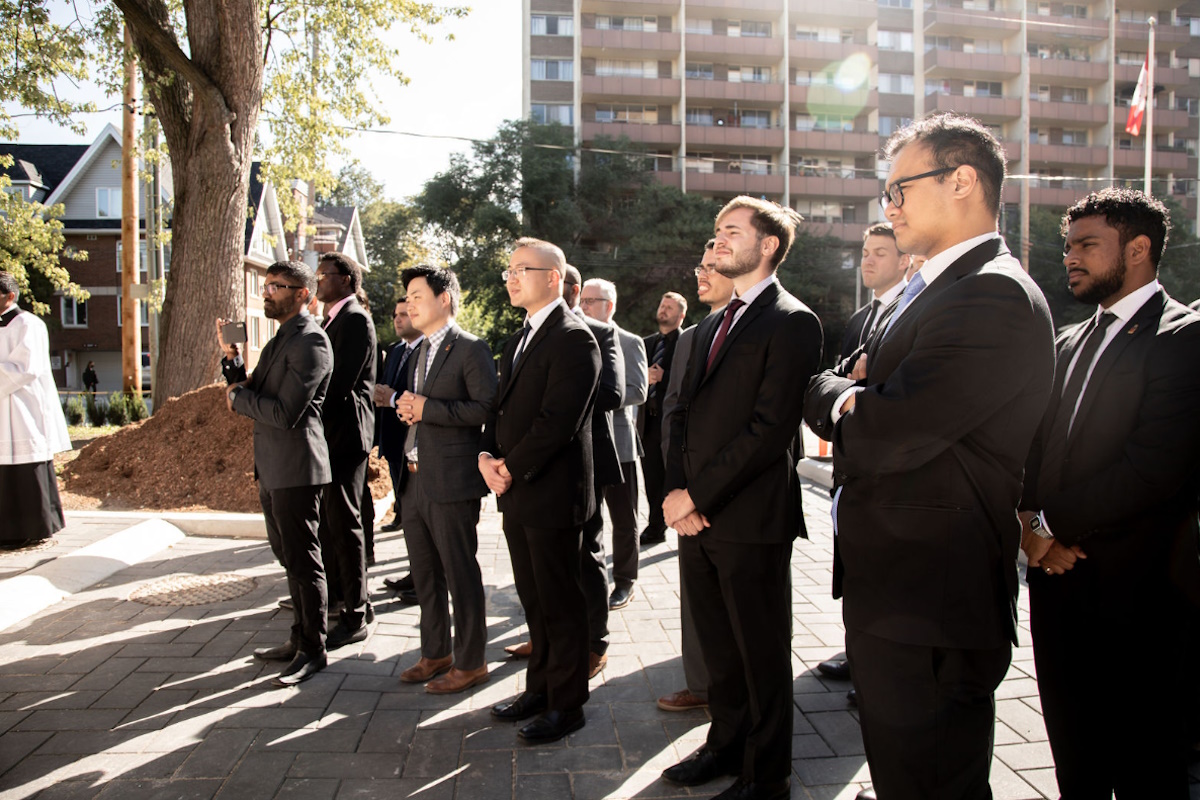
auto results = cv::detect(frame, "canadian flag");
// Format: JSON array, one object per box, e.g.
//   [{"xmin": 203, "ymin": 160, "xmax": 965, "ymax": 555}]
[{"xmin": 1126, "ymin": 58, "xmax": 1149, "ymax": 136}]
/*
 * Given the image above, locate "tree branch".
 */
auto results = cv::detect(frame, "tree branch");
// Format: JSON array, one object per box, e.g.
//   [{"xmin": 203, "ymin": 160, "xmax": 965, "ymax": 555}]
[{"xmin": 109, "ymin": 0, "xmax": 235, "ymax": 126}]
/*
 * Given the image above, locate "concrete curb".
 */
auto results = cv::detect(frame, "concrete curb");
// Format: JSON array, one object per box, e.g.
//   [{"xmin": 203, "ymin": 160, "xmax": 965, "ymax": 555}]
[
  {"xmin": 0, "ymin": 519, "xmax": 186, "ymax": 632},
  {"xmin": 798, "ymin": 457, "xmax": 834, "ymax": 489}
]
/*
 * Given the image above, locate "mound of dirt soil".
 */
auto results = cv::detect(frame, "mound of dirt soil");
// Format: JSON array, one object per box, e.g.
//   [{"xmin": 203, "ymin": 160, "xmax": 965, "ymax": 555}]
[{"xmin": 61, "ymin": 384, "xmax": 392, "ymax": 513}]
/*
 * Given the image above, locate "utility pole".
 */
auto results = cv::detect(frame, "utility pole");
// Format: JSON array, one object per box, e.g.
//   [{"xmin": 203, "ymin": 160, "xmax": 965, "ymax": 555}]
[
  {"xmin": 144, "ymin": 98, "xmax": 164, "ymax": 408},
  {"xmin": 121, "ymin": 26, "xmax": 142, "ymax": 396},
  {"xmin": 1019, "ymin": 4, "xmax": 1031, "ymax": 272},
  {"xmin": 1144, "ymin": 17, "xmax": 1156, "ymax": 195}
]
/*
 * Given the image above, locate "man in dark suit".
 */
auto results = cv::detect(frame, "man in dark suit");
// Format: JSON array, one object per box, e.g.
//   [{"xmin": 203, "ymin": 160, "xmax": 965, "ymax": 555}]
[
  {"xmin": 480, "ymin": 237, "xmax": 601, "ymax": 743},
  {"xmin": 661, "ymin": 197, "xmax": 823, "ymax": 800},
  {"xmin": 372, "ymin": 299, "xmax": 423, "ymax": 533},
  {"xmin": 804, "ymin": 114, "xmax": 1056, "ymax": 799},
  {"xmin": 387, "ymin": 266, "xmax": 498, "ymax": 695},
  {"xmin": 638, "ymin": 292, "xmax": 687, "ymax": 547},
  {"xmin": 228, "ymin": 261, "xmax": 333, "ymax": 686},
  {"xmin": 1019, "ymin": 188, "xmax": 1200, "ymax": 798},
  {"xmin": 838, "ymin": 223, "xmax": 910, "ymax": 362},
  {"xmin": 580, "ymin": 279, "xmax": 648, "ymax": 610},
  {"xmin": 505, "ymin": 265, "xmax": 625, "ymax": 676},
  {"xmin": 315, "ymin": 253, "xmax": 377, "ymax": 650}
]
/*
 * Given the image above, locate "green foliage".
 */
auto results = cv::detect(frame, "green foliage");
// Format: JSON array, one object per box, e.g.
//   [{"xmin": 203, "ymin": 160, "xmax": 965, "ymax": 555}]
[
  {"xmin": 63, "ymin": 396, "xmax": 85, "ymax": 425},
  {"xmin": 105, "ymin": 392, "xmax": 131, "ymax": 427},
  {"xmin": 128, "ymin": 391, "xmax": 149, "ymax": 422},
  {"xmin": 85, "ymin": 394, "xmax": 107, "ymax": 427}
]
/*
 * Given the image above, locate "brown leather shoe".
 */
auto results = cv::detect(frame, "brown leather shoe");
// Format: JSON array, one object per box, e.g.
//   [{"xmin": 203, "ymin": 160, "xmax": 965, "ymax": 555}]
[
  {"xmin": 399, "ymin": 655, "xmax": 453, "ymax": 684},
  {"xmin": 425, "ymin": 666, "xmax": 490, "ymax": 695},
  {"xmin": 588, "ymin": 652, "xmax": 607, "ymax": 679},
  {"xmin": 505, "ymin": 641, "xmax": 532, "ymax": 659},
  {"xmin": 657, "ymin": 689, "xmax": 708, "ymax": 711}
]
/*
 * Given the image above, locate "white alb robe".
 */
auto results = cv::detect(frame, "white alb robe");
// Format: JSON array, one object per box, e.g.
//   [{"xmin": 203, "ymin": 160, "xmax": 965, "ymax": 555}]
[{"xmin": 0, "ymin": 309, "xmax": 71, "ymax": 465}]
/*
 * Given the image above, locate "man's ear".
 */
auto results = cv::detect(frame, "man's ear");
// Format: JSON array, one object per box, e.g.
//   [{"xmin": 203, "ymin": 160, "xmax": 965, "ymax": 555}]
[{"xmin": 952, "ymin": 164, "xmax": 979, "ymax": 197}]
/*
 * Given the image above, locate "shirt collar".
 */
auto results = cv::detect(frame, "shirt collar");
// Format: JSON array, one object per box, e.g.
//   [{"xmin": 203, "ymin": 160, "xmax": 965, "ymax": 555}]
[
  {"xmin": 524, "ymin": 296, "xmax": 565, "ymax": 336},
  {"xmin": 913, "ymin": 231, "xmax": 1000, "ymax": 289},
  {"xmin": 1099, "ymin": 279, "xmax": 1160, "ymax": 325},
  {"xmin": 323, "ymin": 295, "xmax": 353, "ymax": 322},
  {"xmin": 875, "ymin": 280, "xmax": 906, "ymax": 306},
  {"xmin": 732, "ymin": 273, "xmax": 778, "ymax": 308}
]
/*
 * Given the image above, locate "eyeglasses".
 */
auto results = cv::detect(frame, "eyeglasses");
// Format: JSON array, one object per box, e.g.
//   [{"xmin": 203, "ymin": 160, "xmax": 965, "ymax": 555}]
[
  {"xmin": 879, "ymin": 167, "xmax": 957, "ymax": 212},
  {"xmin": 263, "ymin": 283, "xmax": 303, "ymax": 295},
  {"xmin": 580, "ymin": 297, "xmax": 610, "ymax": 306},
  {"xmin": 501, "ymin": 267, "xmax": 553, "ymax": 281},
  {"xmin": 693, "ymin": 266, "xmax": 716, "ymax": 276}
]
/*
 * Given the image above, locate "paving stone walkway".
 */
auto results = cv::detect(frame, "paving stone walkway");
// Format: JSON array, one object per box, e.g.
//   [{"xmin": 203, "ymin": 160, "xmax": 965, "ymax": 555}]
[{"xmin": 0, "ymin": 482, "xmax": 1111, "ymax": 799}]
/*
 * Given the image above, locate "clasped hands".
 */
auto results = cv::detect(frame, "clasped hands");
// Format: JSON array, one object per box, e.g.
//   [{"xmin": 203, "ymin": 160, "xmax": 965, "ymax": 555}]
[
  {"xmin": 1018, "ymin": 510, "xmax": 1087, "ymax": 576},
  {"xmin": 663, "ymin": 489, "xmax": 710, "ymax": 536},
  {"xmin": 478, "ymin": 454, "xmax": 512, "ymax": 496},
  {"xmin": 394, "ymin": 391, "xmax": 427, "ymax": 424}
]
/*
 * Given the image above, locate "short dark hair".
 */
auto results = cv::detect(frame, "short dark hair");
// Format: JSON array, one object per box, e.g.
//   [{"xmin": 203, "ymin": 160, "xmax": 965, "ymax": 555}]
[
  {"xmin": 318, "ymin": 252, "xmax": 363, "ymax": 294},
  {"xmin": 704, "ymin": 238, "xmax": 716, "ymax": 250},
  {"xmin": 1061, "ymin": 187, "xmax": 1171, "ymax": 268},
  {"xmin": 884, "ymin": 113, "xmax": 1007, "ymax": 216},
  {"xmin": 401, "ymin": 265, "xmax": 462, "ymax": 316},
  {"xmin": 563, "ymin": 264, "xmax": 582, "ymax": 289},
  {"xmin": 0, "ymin": 271, "xmax": 17, "ymax": 297},
  {"xmin": 863, "ymin": 222, "xmax": 896, "ymax": 242},
  {"xmin": 267, "ymin": 261, "xmax": 316, "ymax": 295},
  {"xmin": 715, "ymin": 196, "xmax": 804, "ymax": 269}
]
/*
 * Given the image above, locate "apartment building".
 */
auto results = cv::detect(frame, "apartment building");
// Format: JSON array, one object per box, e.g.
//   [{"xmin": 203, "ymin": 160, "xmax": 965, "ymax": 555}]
[{"xmin": 523, "ymin": 0, "xmax": 1200, "ymax": 252}]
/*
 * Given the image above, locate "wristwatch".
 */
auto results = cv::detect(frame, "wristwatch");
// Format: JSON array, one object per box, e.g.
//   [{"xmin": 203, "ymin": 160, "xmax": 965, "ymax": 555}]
[{"xmin": 1029, "ymin": 512, "xmax": 1053, "ymax": 540}]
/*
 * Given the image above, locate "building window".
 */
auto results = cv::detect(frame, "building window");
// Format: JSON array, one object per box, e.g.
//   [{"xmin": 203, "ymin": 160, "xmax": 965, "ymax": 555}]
[
  {"xmin": 116, "ymin": 296, "xmax": 149, "ymax": 327},
  {"xmin": 685, "ymin": 153, "xmax": 714, "ymax": 173},
  {"xmin": 879, "ymin": 116, "xmax": 912, "ymax": 136},
  {"xmin": 250, "ymin": 317, "xmax": 261, "ymax": 349},
  {"xmin": 685, "ymin": 18, "xmax": 713, "ymax": 34},
  {"xmin": 1061, "ymin": 130, "xmax": 1087, "ymax": 146},
  {"xmin": 61, "ymin": 296, "xmax": 87, "ymax": 328},
  {"xmin": 963, "ymin": 81, "xmax": 1003, "ymax": 98},
  {"xmin": 880, "ymin": 73, "xmax": 914, "ymax": 95},
  {"xmin": 795, "ymin": 25, "xmax": 841, "ymax": 43},
  {"xmin": 739, "ymin": 20, "xmax": 771, "ymax": 37},
  {"xmin": 115, "ymin": 241, "xmax": 150, "ymax": 280},
  {"xmin": 596, "ymin": 59, "xmax": 655, "ymax": 78},
  {"xmin": 686, "ymin": 107, "xmax": 714, "ymax": 126},
  {"xmin": 530, "ymin": 104, "xmax": 573, "ymax": 125},
  {"xmin": 531, "ymin": 59, "xmax": 573, "ymax": 81},
  {"xmin": 795, "ymin": 114, "xmax": 854, "ymax": 132},
  {"xmin": 595, "ymin": 104, "xmax": 659, "ymax": 124},
  {"xmin": 878, "ymin": 30, "xmax": 913, "ymax": 52},
  {"xmin": 731, "ymin": 66, "xmax": 770, "ymax": 83},
  {"xmin": 595, "ymin": 15, "xmax": 655, "ymax": 32},
  {"xmin": 96, "ymin": 187, "xmax": 121, "ymax": 218},
  {"xmin": 795, "ymin": 70, "xmax": 835, "ymax": 86},
  {"xmin": 731, "ymin": 155, "xmax": 771, "ymax": 175},
  {"xmin": 686, "ymin": 62, "xmax": 714, "ymax": 80},
  {"xmin": 1061, "ymin": 4, "xmax": 1087, "ymax": 18},
  {"xmin": 1059, "ymin": 86, "xmax": 1087, "ymax": 103},
  {"xmin": 739, "ymin": 110, "xmax": 770, "ymax": 128},
  {"xmin": 248, "ymin": 271, "xmax": 261, "ymax": 298},
  {"xmin": 531, "ymin": 14, "xmax": 573, "ymax": 35},
  {"xmin": 877, "ymin": 0, "xmax": 912, "ymax": 7}
]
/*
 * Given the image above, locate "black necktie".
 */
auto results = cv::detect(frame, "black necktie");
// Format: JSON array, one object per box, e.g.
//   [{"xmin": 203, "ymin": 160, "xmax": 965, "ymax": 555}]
[
  {"xmin": 858, "ymin": 299, "xmax": 881, "ymax": 347},
  {"xmin": 512, "ymin": 323, "xmax": 532, "ymax": 368},
  {"xmin": 652, "ymin": 337, "xmax": 666, "ymax": 366}
]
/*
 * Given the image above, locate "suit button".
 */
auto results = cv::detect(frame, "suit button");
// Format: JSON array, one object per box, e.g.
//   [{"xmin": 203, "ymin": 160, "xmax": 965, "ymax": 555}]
[
  {"xmin": 680, "ymin": 445, "xmax": 687, "ymax": 452},
  {"xmin": 498, "ymin": 410, "xmax": 504, "ymax": 416}
]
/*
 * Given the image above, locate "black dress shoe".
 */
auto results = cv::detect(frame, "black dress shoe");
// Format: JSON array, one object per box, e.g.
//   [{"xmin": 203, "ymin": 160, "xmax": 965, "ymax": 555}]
[
  {"xmin": 640, "ymin": 526, "xmax": 666, "ymax": 546},
  {"xmin": 817, "ymin": 658, "xmax": 851, "ymax": 681},
  {"xmin": 274, "ymin": 651, "xmax": 326, "ymax": 686},
  {"xmin": 383, "ymin": 574, "xmax": 415, "ymax": 592},
  {"xmin": 253, "ymin": 641, "xmax": 298, "ymax": 661},
  {"xmin": 379, "ymin": 519, "xmax": 402, "ymax": 532},
  {"xmin": 712, "ymin": 777, "xmax": 791, "ymax": 800},
  {"xmin": 517, "ymin": 708, "xmax": 585, "ymax": 743},
  {"xmin": 277, "ymin": 597, "xmax": 294, "ymax": 611},
  {"xmin": 608, "ymin": 585, "xmax": 635, "ymax": 610},
  {"xmin": 397, "ymin": 590, "xmax": 419, "ymax": 605},
  {"xmin": 856, "ymin": 790, "xmax": 878, "ymax": 800},
  {"xmin": 847, "ymin": 688, "xmax": 857, "ymax": 707},
  {"xmin": 662, "ymin": 746, "xmax": 738, "ymax": 786},
  {"xmin": 327, "ymin": 621, "xmax": 369, "ymax": 650},
  {"xmin": 491, "ymin": 691, "xmax": 547, "ymax": 721}
]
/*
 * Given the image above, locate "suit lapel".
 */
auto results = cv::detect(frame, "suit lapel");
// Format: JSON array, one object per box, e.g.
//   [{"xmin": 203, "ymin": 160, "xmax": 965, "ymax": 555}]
[
  {"xmin": 699, "ymin": 282, "xmax": 778, "ymax": 387},
  {"xmin": 252, "ymin": 315, "xmax": 305, "ymax": 387},
  {"xmin": 423, "ymin": 327, "xmax": 458, "ymax": 390},
  {"xmin": 499, "ymin": 305, "xmax": 564, "ymax": 405}
]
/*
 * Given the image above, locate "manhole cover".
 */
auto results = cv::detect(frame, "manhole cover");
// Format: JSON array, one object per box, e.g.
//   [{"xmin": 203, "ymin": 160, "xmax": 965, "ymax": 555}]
[
  {"xmin": 0, "ymin": 539, "xmax": 57, "ymax": 557},
  {"xmin": 129, "ymin": 573, "xmax": 258, "ymax": 606}
]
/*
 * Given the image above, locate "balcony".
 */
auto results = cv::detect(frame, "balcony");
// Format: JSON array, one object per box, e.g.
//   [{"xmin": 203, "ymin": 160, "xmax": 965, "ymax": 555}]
[
  {"xmin": 686, "ymin": 0, "xmax": 783, "ymax": 10},
  {"xmin": 1029, "ymin": 185, "xmax": 1093, "ymax": 208},
  {"xmin": 1116, "ymin": 20, "xmax": 1189, "ymax": 48},
  {"xmin": 1001, "ymin": 139, "xmax": 1021, "ymax": 163},
  {"xmin": 584, "ymin": 0, "xmax": 679, "ymax": 12},
  {"xmin": 789, "ymin": 129, "xmax": 882, "ymax": 154},
  {"xmin": 1114, "ymin": 146, "xmax": 1189, "ymax": 171},
  {"xmin": 924, "ymin": 49, "xmax": 1020, "ymax": 80},
  {"xmin": 650, "ymin": 170, "xmax": 683, "ymax": 190},
  {"xmin": 686, "ymin": 33, "xmax": 784, "ymax": 61},
  {"xmin": 1115, "ymin": 62, "xmax": 1190, "ymax": 89},
  {"xmin": 924, "ymin": 93, "xmax": 1020, "ymax": 121},
  {"xmin": 582, "ymin": 121, "xmax": 682, "ymax": 145},
  {"xmin": 1029, "ymin": 101, "xmax": 1109, "ymax": 125},
  {"xmin": 582, "ymin": 75, "xmax": 682, "ymax": 99},
  {"xmin": 1030, "ymin": 57, "xmax": 1108, "ymax": 84},
  {"xmin": 925, "ymin": 4, "xmax": 1020, "ymax": 36},
  {"xmin": 791, "ymin": 83, "xmax": 877, "ymax": 113},
  {"xmin": 788, "ymin": 0, "xmax": 876, "ymax": 25},
  {"xmin": 1144, "ymin": 108, "xmax": 1190, "ymax": 132},
  {"xmin": 790, "ymin": 39, "xmax": 875, "ymax": 70},
  {"xmin": 686, "ymin": 124, "xmax": 786, "ymax": 149},
  {"xmin": 685, "ymin": 170, "xmax": 786, "ymax": 196},
  {"xmin": 790, "ymin": 174, "xmax": 881, "ymax": 199},
  {"xmin": 799, "ymin": 221, "xmax": 870, "ymax": 243},
  {"xmin": 1029, "ymin": 143, "xmax": 1108, "ymax": 167},
  {"xmin": 581, "ymin": 28, "xmax": 681, "ymax": 56},
  {"xmin": 1025, "ymin": 13, "xmax": 1109, "ymax": 42},
  {"xmin": 685, "ymin": 79, "xmax": 785, "ymax": 103}
]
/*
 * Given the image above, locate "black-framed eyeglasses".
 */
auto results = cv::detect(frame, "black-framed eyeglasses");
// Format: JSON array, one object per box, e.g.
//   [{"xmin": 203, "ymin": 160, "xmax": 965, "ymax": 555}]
[
  {"xmin": 880, "ymin": 167, "xmax": 957, "ymax": 212},
  {"xmin": 694, "ymin": 265, "xmax": 717, "ymax": 276},
  {"xmin": 263, "ymin": 283, "xmax": 303, "ymax": 295},
  {"xmin": 502, "ymin": 267, "xmax": 553, "ymax": 281}
]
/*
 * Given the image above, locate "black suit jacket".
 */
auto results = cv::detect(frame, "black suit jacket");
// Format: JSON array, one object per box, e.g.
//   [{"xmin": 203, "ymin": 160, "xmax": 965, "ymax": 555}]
[
  {"xmin": 839, "ymin": 301, "xmax": 874, "ymax": 361},
  {"xmin": 374, "ymin": 340, "xmax": 415, "ymax": 461},
  {"xmin": 665, "ymin": 280, "xmax": 823, "ymax": 544},
  {"xmin": 321, "ymin": 298, "xmax": 377, "ymax": 465},
  {"xmin": 1022, "ymin": 289, "xmax": 1200, "ymax": 607},
  {"xmin": 482, "ymin": 302, "xmax": 601, "ymax": 527},
  {"xmin": 401, "ymin": 325, "xmax": 497, "ymax": 503},
  {"xmin": 805, "ymin": 237, "xmax": 1056, "ymax": 649},
  {"xmin": 582, "ymin": 315, "xmax": 625, "ymax": 489},
  {"xmin": 232, "ymin": 313, "xmax": 333, "ymax": 491},
  {"xmin": 638, "ymin": 328, "xmax": 680, "ymax": 434}
]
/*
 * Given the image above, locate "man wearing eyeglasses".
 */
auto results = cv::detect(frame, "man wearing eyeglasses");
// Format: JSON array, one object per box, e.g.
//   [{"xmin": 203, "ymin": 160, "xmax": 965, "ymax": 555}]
[
  {"xmin": 228, "ymin": 261, "xmax": 333, "ymax": 686},
  {"xmin": 805, "ymin": 114, "xmax": 1055, "ymax": 799},
  {"xmin": 481, "ymin": 238, "xmax": 601, "ymax": 743}
]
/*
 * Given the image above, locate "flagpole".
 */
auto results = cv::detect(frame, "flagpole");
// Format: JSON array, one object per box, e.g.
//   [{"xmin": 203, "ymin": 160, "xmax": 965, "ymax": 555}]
[{"xmin": 1145, "ymin": 17, "xmax": 1156, "ymax": 195}]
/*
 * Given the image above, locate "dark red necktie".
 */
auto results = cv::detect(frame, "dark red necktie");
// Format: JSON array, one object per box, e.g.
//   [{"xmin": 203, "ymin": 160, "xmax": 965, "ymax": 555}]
[{"xmin": 705, "ymin": 299, "xmax": 745, "ymax": 373}]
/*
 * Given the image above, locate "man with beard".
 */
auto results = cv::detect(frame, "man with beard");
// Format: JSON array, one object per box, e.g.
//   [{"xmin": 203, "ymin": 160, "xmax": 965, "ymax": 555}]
[
  {"xmin": 655, "ymin": 239, "xmax": 732, "ymax": 714},
  {"xmin": 661, "ymin": 198, "xmax": 823, "ymax": 800},
  {"xmin": 638, "ymin": 292, "xmax": 687, "ymax": 546},
  {"xmin": 839, "ymin": 223, "xmax": 909, "ymax": 362},
  {"xmin": 229, "ymin": 261, "xmax": 333, "ymax": 685},
  {"xmin": 314, "ymin": 253, "xmax": 377, "ymax": 650},
  {"xmin": 1020, "ymin": 188, "xmax": 1200, "ymax": 797}
]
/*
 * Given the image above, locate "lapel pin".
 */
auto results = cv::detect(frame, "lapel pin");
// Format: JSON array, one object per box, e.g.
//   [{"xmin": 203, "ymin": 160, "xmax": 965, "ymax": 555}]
[{"xmin": 1126, "ymin": 324, "xmax": 1138, "ymax": 335}]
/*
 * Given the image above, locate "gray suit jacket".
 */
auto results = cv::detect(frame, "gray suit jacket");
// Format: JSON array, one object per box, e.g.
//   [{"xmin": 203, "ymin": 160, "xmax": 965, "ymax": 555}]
[
  {"xmin": 660, "ymin": 323, "xmax": 696, "ymax": 463},
  {"xmin": 404, "ymin": 325, "xmax": 498, "ymax": 503},
  {"xmin": 612, "ymin": 323, "xmax": 648, "ymax": 463},
  {"xmin": 232, "ymin": 312, "xmax": 333, "ymax": 492}
]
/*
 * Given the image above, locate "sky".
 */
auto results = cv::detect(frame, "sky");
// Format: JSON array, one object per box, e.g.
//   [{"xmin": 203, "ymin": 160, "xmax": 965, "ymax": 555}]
[{"xmin": 11, "ymin": 0, "xmax": 523, "ymax": 202}]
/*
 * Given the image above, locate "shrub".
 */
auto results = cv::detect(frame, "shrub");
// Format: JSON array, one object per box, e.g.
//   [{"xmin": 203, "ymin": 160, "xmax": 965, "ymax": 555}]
[
  {"xmin": 64, "ymin": 396, "xmax": 85, "ymax": 425},
  {"xmin": 128, "ymin": 392, "xmax": 149, "ymax": 422},
  {"xmin": 105, "ymin": 392, "xmax": 131, "ymax": 426},
  {"xmin": 85, "ymin": 394, "xmax": 107, "ymax": 427}
]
